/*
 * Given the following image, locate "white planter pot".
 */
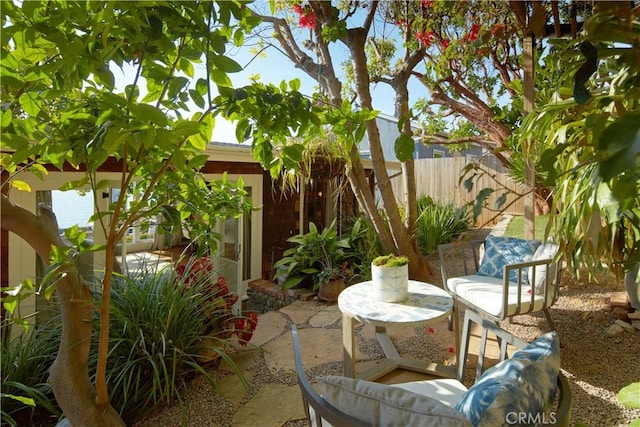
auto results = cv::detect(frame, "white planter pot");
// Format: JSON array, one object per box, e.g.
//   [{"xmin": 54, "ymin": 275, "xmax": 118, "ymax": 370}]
[{"xmin": 371, "ymin": 264, "xmax": 409, "ymax": 302}]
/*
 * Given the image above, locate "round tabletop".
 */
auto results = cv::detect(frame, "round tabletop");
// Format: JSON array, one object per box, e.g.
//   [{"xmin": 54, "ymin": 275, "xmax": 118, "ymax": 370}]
[{"xmin": 338, "ymin": 280, "xmax": 453, "ymax": 327}]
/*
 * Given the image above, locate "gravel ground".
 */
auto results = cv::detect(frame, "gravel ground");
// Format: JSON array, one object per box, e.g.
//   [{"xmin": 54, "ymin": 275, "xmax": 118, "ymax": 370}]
[{"xmin": 135, "ymin": 227, "xmax": 640, "ymax": 427}]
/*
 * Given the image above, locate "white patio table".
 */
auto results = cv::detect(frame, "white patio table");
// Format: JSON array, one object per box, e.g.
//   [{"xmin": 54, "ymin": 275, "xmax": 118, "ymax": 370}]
[{"xmin": 338, "ymin": 280, "xmax": 455, "ymax": 380}]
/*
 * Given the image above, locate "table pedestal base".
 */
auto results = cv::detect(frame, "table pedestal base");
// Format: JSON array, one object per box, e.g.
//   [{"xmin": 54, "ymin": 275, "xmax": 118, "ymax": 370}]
[{"xmin": 343, "ymin": 315, "xmax": 455, "ymax": 381}]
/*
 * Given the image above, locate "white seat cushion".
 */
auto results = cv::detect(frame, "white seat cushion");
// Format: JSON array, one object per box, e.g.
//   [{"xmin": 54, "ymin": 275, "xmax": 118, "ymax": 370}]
[
  {"xmin": 447, "ymin": 275, "xmax": 546, "ymax": 318},
  {"xmin": 316, "ymin": 376, "xmax": 472, "ymax": 426},
  {"xmin": 392, "ymin": 378, "xmax": 468, "ymax": 408}
]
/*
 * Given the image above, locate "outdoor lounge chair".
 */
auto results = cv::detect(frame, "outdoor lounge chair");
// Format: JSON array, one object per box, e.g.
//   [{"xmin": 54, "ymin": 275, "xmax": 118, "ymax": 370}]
[
  {"xmin": 291, "ymin": 309, "xmax": 572, "ymax": 426},
  {"xmin": 438, "ymin": 236, "xmax": 561, "ymax": 350}
]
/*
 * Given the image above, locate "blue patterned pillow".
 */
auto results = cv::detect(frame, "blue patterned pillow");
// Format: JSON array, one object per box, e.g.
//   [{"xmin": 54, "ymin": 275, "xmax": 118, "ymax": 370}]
[
  {"xmin": 454, "ymin": 331, "xmax": 560, "ymax": 427},
  {"xmin": 477, "ymin": 235, "xmax": 541, "ymax": 283}
]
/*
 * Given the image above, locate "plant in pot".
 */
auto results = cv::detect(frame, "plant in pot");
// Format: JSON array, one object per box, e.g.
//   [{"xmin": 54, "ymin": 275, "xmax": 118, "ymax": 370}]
[
  {"xmin": 272, "ymin": 221, "xmax": 351, "ymax": 294},
  {"xmin": 315, "ymin": 261, "xmax": 353, "ymax": 302},
  {"xmin": 371, "ymin": 255, "xmax": 409, "ymax": 302}
]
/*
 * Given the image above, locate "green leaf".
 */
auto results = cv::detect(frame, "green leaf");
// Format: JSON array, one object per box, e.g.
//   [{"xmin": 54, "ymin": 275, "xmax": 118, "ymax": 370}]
[
  {"xmin": 18, "ymin": 93, "xmax": 41, "ymax": 116},
  {"xmin": 233, "ymin": 28, "xmax": 244, "ymax": 46},
  {"xmin": 11, "ymin": 180, "xmax": 31, "ymax": 192},
  {"xmin": 174, "ymin": 121, "xmax": 204, "ymax": 138},
  {"xmin": 394, "ymin": 134, "xmax": 415, "ymax": 162},
  {"xmin": 618, "ymin": 382, "xmax": 640, "ymax": 409},
  {"xmin": 64, "ymin": 225, "xmax": 88, "ymax": 246},
  {"xmin": 597, "ymin": 117, "xmax": 640, "ymax": 181},
  {"xmin": 94, "ymin": 64, "xmax": 115, "ymax": 90},
  {"xmin": 59, "ymin": 177, "xmax": 90, "ymax": 190},
  {"xmin": 29, "ymin": 163, "xmax": 48, "ymax": 180},
  {"xmin": 129, "ymin": 103, "xmax": 167, "ymax": 127},
  {"xmin": 282, "ymin": 144, "xmax": 304, "ymax": 163},
  {"xmin": 0, "ymin": 393, "xmax": 35, "ymax": 407},
  {"xmin": 289, "ymin": 78, "xmax": 301, "ymax": 91},
  {"xmin": 211, "ymin": 69, "xmax": 232, "ymax": 87},
  {"xmin": 1, "ymin": 109, "xmax": 12, "ymax": 128},
  {"xmin": 210, "ymin": 54, "xmax": 242, "ymax": 73}
]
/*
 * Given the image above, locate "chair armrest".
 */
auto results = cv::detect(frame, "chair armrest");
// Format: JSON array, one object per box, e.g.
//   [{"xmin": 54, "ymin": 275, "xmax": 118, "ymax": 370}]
[
  {"xmin": 502, "ymin": 257, "xmax": 556, "ymax": 286},
  {"xmin": 554, "ymin": 371, "xmax": 573, "ymax": 427},
  {"xmin": 457, "ymin": 309, "xmax": 529, "ymax": 383},
  {"xmin": 291, "ymin": 325, "xmax": 369, "ymax": 427}
]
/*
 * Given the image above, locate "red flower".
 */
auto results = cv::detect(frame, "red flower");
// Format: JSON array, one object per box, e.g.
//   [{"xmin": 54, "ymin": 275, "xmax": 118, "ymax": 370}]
[
  {"xmin": 416, "ymin": 30, "xmax": 434, "ymax": 47},
  {"xmin": 448, "ymin": 346, "xmax": 455, "ymax": 354},
  {"xmin": 420, "ymin": 0, "xmax": 434, "ymax": 7},
  {"xmin": 236, "ymin": 312, "xmax": 259, "ymax": 346},
  {"xmin": 299, "ymin": 11, "xmax": 316, "ymax": 29},
  {"xmin": 292, "ymin": 3, "xmax": 303, "ymax": 14},
  {"xmin": 442, "ymin": 39, "xmax": 450, "ymax": 50},
  {"xmin": 465, "ymin": 23, "xmax": 480, "ymax": 42},
  {"xmin": 427, "ymin": 326, "xmax": 435, "ymax": 334}
]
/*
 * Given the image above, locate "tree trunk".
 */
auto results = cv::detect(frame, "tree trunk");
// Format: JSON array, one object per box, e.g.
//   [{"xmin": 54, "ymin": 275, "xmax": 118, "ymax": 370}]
[
  {"xmin": 347, "ymin": 28, "xmax": 432, "ymax": 283},
  {"xmin": 1, "ymin": 196, "xmax": 125, "ymax": 426}
]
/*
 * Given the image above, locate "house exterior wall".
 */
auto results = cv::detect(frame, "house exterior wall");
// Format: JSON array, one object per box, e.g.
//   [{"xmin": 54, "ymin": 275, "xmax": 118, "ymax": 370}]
[
  {"xmin": 413, "ymin": 142, "xmax": 484, "ymax": 159},
  {"xmin": 361, "ymin": 113, "xmax": 484, "ymax": 161}
]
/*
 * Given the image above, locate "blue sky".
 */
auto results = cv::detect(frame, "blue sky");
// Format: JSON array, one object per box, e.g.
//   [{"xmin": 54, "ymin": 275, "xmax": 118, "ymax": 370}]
[
  {"xmin": 210, "ymin": 40, "xmax": 405, "ymax": 143},
  {"xmin": 112, "ymin": 9, "xmax": 420, "ymax": 144}
]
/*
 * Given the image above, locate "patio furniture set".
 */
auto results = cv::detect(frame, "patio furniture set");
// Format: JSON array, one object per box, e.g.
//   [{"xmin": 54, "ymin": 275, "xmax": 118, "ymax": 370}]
[{"xmin": 291, "ymin": 235, "xmax": 570, "ymax": 426}]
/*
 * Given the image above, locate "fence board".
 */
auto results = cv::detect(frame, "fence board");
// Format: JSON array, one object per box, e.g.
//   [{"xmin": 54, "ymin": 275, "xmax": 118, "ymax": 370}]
[{"xmin": 391, "ymin": 157, "xmax": 525, "ymax": 226}]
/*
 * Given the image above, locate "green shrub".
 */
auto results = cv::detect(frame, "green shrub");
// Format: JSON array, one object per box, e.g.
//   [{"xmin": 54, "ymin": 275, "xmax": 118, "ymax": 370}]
[
  {"xmin": 1, "ymin": 316, "xmax": 62, "ymax": 426},
  {"xmin": 341, "ymin": 215, "xmax": 384, "ymax": 282},
  {"xmin": 2, "ymin": 259, "xmax": 255, "ymax": 424},
  {"xmin": 416, "ymin": 196, "xmax": 472, "ymax": 254},
  {"xmin": 273, "ymin": 220, "xmax": 351, "ymax": 290},
  {"xmin": 105, "ymin": 262, "xmax": 252, "ymax": 422}
]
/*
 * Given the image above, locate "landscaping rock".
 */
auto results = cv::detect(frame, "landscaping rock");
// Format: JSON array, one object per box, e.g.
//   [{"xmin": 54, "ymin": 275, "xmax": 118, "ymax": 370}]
[
  {"xmin": 614, "ymin": 319, "xmax": 636, "ymax": 333},
  {"xmin": 628, "ymin": 310, "xmax": 640, "ymax": 320},
  {"xmin": 606, "ymin": 323, "xmax": 626, "ymax": 336}
]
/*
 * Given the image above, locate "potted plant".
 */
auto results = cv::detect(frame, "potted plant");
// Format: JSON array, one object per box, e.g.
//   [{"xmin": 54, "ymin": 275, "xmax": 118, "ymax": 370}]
[
  {"xmin": 371, "ymin": 255, "xmax": 409, "ymax": 302},
  {"xmin": 315, "ymin": 261, "xmax": 352, "ymax": 302},
  {"xmin": 272, "ymin": 221, "xmax": 352, "ymax": 296}
]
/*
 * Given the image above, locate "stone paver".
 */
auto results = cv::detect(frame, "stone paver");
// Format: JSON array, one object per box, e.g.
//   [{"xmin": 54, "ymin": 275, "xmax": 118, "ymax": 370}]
[
  {"xmin": 278, "ymin": 300, "xmax": 325, "ymax": 325},
  {"xmin": 216, "ymin": 370, "xmax": 256, "ymax": 404},
  {"xmin": 220, "ymin": 348, "xmax": 263, "ymax": 373},
  {"xmin": 308, "ymin": 304, "xmax": 341, "ymax": 327},
  {"xmin": 249, "ymin": 310, "xmax": 289, "ymax": 347},
  {"xmin": 231, "ymin": 383, "xmax": 304, "ymax": 427},
  {"xmin": 262, "ymin": 327, "xmax": 365, "ymax": 374}
]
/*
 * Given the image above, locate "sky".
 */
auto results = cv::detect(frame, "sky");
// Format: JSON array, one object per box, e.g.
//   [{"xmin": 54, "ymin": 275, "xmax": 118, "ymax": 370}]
[
  {"xmin": 113, "ymin": 10, "xmax": 415, "ymax": 145},
  {"xmin": 196, "ymin": 41, "xmax": 404, "ymax": 144}
]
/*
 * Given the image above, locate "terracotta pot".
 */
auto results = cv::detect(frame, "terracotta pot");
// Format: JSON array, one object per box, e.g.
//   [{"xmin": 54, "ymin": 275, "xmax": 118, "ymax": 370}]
[{"xmin": 318, "ymin": 279, "xmax": 346, "ymax": 302}]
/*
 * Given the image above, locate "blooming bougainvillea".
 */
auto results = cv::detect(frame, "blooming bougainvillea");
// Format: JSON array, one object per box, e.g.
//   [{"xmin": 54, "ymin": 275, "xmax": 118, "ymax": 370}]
[{"xmin": 176, "ymin": 257, "xmax": 257, "ymax": 347}]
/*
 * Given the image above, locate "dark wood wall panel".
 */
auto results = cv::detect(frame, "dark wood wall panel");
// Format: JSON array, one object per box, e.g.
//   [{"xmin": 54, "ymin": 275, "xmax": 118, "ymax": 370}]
[{"xmin": 261, "ymin": 175, "xmax": 299, "ymax": 280}]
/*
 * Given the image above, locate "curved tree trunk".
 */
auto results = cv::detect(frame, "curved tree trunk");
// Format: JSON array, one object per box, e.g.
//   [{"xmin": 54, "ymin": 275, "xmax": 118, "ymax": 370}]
[
  {"xmin": 1, "ymin": 196, "xmax": 124, "ymax": 426},
  {"xmin": 347, "ymin": 27, "xmax": 431, "ymax": 282},
  {"xmin": 255, "ymin": 4, "xmax": 432, "ymax": 282}
]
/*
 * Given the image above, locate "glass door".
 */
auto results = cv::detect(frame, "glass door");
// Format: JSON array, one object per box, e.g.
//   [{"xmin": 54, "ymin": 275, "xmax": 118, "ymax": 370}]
[{"xmin": 216, "ymin": 216, "xmax": 242, "ymax": 315}]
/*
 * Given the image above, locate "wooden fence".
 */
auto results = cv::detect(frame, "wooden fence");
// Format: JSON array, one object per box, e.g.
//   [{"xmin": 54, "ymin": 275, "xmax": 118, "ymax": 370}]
[{"xmin": 390, "ymin": 157, "xmax": 525, "ymax": 226}]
